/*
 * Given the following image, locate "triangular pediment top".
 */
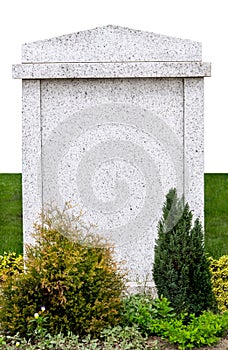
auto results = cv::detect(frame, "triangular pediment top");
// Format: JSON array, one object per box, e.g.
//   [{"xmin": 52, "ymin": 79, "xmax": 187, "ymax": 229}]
[{"xmin": 22, "ymin": 25, "xmax": 202, "ymax": 63}]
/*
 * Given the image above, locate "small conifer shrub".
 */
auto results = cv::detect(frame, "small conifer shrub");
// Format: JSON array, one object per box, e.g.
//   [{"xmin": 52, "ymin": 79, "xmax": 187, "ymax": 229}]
[
  {"xmin": 152, "ymin": 188, "xmax": 216, "ymax": 316},
  {"xmin": 0, "ymin": 203, "xmax": 126, "ymax": 338}
]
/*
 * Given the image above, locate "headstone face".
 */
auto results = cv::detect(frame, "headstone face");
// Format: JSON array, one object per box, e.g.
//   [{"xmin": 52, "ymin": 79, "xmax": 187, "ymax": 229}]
[{"xmin": 13, "ymin": 25, "xmax": 211, "ymax": 292}]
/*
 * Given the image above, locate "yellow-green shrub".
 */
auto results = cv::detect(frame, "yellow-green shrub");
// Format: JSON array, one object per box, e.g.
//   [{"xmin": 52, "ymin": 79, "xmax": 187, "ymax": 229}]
[
  {"xmin": 0, "ymin": 204, "xmax": 126, "ymax": 338},
  {"xmin": 209, "ymin": 255, "xmax": 228, "ymax": 312},
  {"xmin": 0, "ymin": 252, "xmax": 23, "ymax": 284}
]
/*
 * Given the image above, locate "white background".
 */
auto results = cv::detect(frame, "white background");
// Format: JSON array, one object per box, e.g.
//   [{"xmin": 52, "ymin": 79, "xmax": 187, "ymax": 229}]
[{"xmin": 0, "ymin": 0, "xmax": 227, "ymax": 173}]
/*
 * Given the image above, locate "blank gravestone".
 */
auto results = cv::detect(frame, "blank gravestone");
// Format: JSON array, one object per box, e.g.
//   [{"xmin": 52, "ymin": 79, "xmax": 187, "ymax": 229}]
[{"xmin": 13, "ymin": 25, "xmax": 211, "ymax": 292}]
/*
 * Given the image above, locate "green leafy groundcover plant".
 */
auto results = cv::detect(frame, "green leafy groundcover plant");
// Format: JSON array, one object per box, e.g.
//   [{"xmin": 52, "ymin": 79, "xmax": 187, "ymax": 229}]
[
  {"xmin": 121, "ymin": 294, "xmax": 176, "ymax": 334},
  {"xmin": 0, "ymin": 326, "xmax": 161, "ymax": 350},
  {"xmin": 121, "ymin": 294, "xmax": 228, "ymax": 349},
  {"xmin": 0, "ymin": 203, "xmax": 126, "ymax": 338},
  {"xmin": 157, "ymin": 311, "xmax": 228, "ymax": 350}
]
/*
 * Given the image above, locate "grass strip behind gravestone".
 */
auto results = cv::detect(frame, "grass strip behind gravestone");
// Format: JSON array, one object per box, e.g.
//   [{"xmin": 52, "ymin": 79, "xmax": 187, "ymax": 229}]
[
  {"xmin": 204, "ymin": 173, "xmax": 228, "ymax": 259},
  {"xmin": 0, "ymin": 173, "xmax": 227, "ymax": 259},
  {"xmin": 0, "ymin": 174, "xmax": 23, "ymax": 255}
]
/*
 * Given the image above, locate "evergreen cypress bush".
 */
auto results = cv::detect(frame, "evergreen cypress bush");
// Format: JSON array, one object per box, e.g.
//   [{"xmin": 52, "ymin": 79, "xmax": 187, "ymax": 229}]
[{"xmin": 152, "ymin": 188, "xmax": 216, "ymax": 316}]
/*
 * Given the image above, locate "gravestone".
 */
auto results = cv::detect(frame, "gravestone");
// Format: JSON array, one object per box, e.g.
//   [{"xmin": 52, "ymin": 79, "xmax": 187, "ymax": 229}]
[{"xmin": 13, "ymin": 25, "xmax": 211, "ymax": 292}]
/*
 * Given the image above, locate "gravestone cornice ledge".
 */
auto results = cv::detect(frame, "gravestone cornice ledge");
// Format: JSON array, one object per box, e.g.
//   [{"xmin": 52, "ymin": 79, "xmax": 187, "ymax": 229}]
[
  {"xmin": 12, "ymin": 61, "xmax": 211, "ymax": 79},
  {"xmin": 21, "ymin": 25, "xmax": 202, "ymax": 63}
]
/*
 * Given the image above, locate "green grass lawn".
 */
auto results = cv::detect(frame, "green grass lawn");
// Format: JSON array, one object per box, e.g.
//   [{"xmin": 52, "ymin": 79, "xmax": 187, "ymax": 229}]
[
  {"xmin": 0, "ymin": 174, "xmax": 23, "ymax": 255},
  {"xmin": 0, "ymin": 173, "xmax": 227, "ymax": 258},
  {"xmin": 204, "ymin": 173, "xmax": 228, "ymax": 259}
]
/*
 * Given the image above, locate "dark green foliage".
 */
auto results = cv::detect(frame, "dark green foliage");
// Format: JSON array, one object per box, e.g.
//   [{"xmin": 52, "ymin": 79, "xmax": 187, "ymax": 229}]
[
  {"xmin": 0, "ymin": 204, "xmax": 125, "ymax": 338},
  {"xmin": 153, "ymin": 188, "xmax": 216, "ymax": 316}
]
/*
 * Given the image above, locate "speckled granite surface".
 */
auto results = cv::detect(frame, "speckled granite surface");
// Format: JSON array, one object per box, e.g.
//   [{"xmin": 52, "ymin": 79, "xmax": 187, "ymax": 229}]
[
  {"xmin": 13, "ymin": 26, "xmax": 210, "ymax": 292},
  {"xmin": 21, "ymin": 25, "xmax": 202, "ymax": 63}
]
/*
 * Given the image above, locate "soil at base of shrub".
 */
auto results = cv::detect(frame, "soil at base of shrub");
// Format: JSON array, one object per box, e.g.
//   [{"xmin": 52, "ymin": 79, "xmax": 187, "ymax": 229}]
[{"xmin": 146, "ymin": 332, "xmax": 228, "ymax": 349}]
